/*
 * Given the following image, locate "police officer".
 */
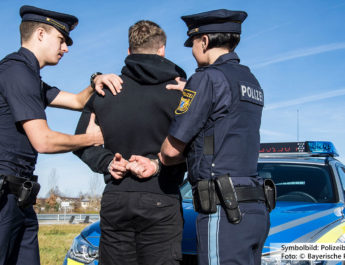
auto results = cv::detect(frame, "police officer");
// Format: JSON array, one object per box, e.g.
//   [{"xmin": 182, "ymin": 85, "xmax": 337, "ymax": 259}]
[
  {"xmin": 158, "ymin": 9, "xmax": 272, "ymax": 265},
  {"xmin": 0, "ymin": 5, "xmax": 122, "ymax": 265}
]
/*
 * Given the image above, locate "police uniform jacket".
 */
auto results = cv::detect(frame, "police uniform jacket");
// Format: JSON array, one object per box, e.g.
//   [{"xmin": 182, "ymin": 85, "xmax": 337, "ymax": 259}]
[
  {"xmin": 74, "ymin": 54, "xmax": 186, "ymax": 196},
  {"xmin": 0, "ymin": 48, "xmax": 60, "ymax": 178},
  {"xmin": 169, "ymin": 52, "xmax": 264, "ymax": 188}
]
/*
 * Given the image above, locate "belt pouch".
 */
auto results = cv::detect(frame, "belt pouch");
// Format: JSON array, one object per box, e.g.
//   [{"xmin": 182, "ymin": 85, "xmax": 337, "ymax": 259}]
[
  {"xmin": 263, "ymin": 179, "xmax": 276, "ymax": 212},
  {"xmin": 18, "ymin": 181, "xmax": 41, "ymax": 208},
  {"xmin": 214, "ymin": 175, "xmax": 241, "ymax": 224},
  {"xmin": 193, "ymin": 179, "xmax": 217, "ymax": 214}
]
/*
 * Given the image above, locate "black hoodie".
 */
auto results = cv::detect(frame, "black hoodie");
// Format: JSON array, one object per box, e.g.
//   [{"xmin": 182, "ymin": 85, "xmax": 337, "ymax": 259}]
[{"xmin": 74, "ymin": 54, "xmax": 186, "ymax": 196}]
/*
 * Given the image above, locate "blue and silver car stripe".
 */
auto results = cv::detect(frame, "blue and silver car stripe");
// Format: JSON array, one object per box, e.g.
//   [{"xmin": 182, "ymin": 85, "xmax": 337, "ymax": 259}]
[
  {"xmin": 269, "ymin": 208, "xmax": 336, "ymax": 236},
  {"xmin": 208, "ymin": 205, "xmax": 221, "ymax": 265}
]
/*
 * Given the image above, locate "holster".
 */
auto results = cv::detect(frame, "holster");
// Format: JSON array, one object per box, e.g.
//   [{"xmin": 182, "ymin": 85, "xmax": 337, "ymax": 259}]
[
  {"xmin": 193, "ymin": 175, "xmax": 273, "ymax": 224},
  {"xmin": 193, "ymin": 179, "xmax": 217, "ymax": 214},
  {"xmin": 2, "ymin": 175, "xmax": 40, "ymax": 209},
  {"xmin": 17, "ymin": 181, "xmax": 41, "ymax": 209},
  {"xmin": 263, "ymin": 179, "xmax": 276, "ymax": 212},
  {"xmin": 214, "ymin": 175, "xmax": 242, "ymax": 224}
]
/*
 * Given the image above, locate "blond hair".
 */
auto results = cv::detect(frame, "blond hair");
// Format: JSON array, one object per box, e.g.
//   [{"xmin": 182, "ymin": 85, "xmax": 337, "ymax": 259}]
[{"xmin": 128, "ymin": 20, "xmax": 166, "ymax": 53}]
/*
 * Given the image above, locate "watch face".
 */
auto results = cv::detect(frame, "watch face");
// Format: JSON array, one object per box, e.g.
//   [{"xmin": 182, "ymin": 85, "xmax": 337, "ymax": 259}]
[
  {"xmin": 91, "ymin": 72, "xmax": 102, "ymax": 81},
  {"xmin": 90, "ymin": 72, "xmax": 102, "ymax": 89}
]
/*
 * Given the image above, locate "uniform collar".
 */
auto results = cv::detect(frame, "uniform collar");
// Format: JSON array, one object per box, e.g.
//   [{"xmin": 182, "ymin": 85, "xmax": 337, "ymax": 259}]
[
  {"xmin": 18, "ymin": 47, "xmax": 41, "ymax": 75},
  {"xmin": 196, "ymin": 52, "xmax": 240, "ymax": 72},
  {"xmin": 213, "ymin": 52, "xmax": 240, "ymax": 65}
]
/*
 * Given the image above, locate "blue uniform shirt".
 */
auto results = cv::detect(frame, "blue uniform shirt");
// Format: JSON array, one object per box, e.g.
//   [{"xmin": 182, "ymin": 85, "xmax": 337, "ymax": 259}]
[
  {"xmin": 0, "ymin": 47, "xmax": 60, "ymax": 177},
  {"xmin": 169, "ymin": 52, "xmax": 264, "ymax": 187}
]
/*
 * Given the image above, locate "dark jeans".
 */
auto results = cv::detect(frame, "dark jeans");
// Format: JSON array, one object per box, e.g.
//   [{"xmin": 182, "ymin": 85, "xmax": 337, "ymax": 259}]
[
  {"xmin": 0, "ymin": 193, "xmax": 40, "ymax": 265},
  {"xmin": 99, "ymin": 191, "xmax": 183, "ymax": 265},
  {"xmin": 197, "ymin": 202, "xmax": 270, "ymax": 265}
]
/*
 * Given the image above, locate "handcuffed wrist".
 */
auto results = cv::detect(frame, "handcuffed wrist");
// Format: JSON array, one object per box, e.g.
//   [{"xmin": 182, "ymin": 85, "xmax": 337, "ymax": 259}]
[
  {"xmin": 107, "ymin": 160, "xmax": 113, "ymax": 173},
  {"xmin": 150, "ymin": 159, "xmax": 161, "ymax": 177}
]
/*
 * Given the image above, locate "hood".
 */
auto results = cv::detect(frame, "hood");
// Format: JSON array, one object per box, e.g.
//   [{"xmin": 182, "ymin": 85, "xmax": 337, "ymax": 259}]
[
  {"xmin": 121, "ymin": 54, "xmax": 186, "ymax": 85},
  {"xmin": 263, "ymin": 201, "xmax": 344, "ymax": 254},
  {"xmin": 81, "ymin": 220, "xmax": 101, "ymax": 247},
  {"xmin": 181, "ymin": 199, "xmax": 345, "ymax": 255}
]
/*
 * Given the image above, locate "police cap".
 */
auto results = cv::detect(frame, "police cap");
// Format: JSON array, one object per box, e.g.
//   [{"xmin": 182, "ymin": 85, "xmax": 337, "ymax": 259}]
[
  {"xmin": 181, "ymin": 9, "xmax": 247, "ymax": 47},
  {"xmin": 20, "ymin": 5, "xmax": 78, "ymax": 46}
]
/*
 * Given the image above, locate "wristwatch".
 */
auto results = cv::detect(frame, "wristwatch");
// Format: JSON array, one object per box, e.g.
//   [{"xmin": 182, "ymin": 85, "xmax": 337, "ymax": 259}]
[{"xmin": 90, "ymin": 72, "xmax": 102, "ymax": 89}]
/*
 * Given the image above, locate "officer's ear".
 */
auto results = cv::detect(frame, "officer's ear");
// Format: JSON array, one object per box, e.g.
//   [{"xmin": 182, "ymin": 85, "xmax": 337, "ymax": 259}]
[
  {"xmin": 201, "ymin": 35, "xmax": 209, "ymax": 52},
  {"xmin": 128, "ymin": 48, "xmax": 131, "ymax": 55},
  {"xmin": 35, "ymin": 27, "xmax": 45, "ymax": 43}
]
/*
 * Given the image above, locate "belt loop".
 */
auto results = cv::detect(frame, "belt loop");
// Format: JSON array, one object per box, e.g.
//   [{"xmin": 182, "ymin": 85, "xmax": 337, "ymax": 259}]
[
  {"xmin": 0, "ymin": 175, "xmax": 6, "ymax": 199},
  {"xmin": 203, "ymin": 135, "xmax": 214, "ymax": 155},
  {"xmin": 0, "ymin": 175, "xmax": 6, "ymax": 189}
]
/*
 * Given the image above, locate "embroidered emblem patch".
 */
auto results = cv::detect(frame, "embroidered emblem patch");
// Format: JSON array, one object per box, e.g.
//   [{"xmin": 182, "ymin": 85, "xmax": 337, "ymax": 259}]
[{"xmin": 175, "ymin": 89, "xmax": 196, "ymax": 114}]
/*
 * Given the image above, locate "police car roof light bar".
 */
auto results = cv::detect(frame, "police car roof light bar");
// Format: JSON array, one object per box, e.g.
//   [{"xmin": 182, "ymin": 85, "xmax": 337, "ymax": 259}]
[{"xmin": 259, "ymin": 141, "xmax": 339, "ymax": 157}]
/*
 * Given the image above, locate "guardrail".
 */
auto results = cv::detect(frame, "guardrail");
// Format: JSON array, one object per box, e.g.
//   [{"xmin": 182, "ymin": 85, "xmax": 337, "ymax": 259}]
[{"xmin": 37, "ymin": 214, "xmax": 100, "ymax": 224}]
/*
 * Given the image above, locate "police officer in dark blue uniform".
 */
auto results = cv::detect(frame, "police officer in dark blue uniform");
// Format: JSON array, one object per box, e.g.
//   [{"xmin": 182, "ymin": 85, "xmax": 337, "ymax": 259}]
[
  {"xmin": 0, "ymin": 5, "xmax": 122, "ymax": 265},
  {"xmin": 158, "ymin": 9, "xmax": 273, "ymax": 265}
]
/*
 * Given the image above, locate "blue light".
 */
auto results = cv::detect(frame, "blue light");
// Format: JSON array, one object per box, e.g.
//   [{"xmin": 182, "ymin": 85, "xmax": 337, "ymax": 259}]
[
  {"xmin": 307, "ymin": 141, "xmax": 339, "ymax": 157},
  {"xmin": 260, "ymin": 141, "xmax": 340, "ymax": 157}
]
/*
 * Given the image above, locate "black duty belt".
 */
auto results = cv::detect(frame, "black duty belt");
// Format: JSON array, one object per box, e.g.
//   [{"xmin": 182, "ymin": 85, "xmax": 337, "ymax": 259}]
[
  {"xmin": 215, "ymin": 185, "xmax": 266, "ymax": 204},
  {"xmin": 193, "ymin": 175, "xmax": 276, "ymax": 224},
  {"xmin": 0, "ymin": 174, "xmax": 40, "ymax": 208},
  {"xmin": 2, "ymin": 175, "xmax": 36, "ymax": 197}
]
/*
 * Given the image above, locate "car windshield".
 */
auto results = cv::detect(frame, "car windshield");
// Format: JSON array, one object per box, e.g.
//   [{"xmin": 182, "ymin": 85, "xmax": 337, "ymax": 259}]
[
  {"xmin": 181, "ymin": 163, "xmax": 335, "ymax": 203},
  {"xmin": 258, "ymin": 163, "xmax": 335, "ymax": 203}
]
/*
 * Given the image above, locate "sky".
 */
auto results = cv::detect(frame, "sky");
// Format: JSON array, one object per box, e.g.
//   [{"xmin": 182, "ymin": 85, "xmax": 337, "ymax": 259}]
[{"xmin": 1, "ymin": 0, "xmax": 345, "ymax": 197}]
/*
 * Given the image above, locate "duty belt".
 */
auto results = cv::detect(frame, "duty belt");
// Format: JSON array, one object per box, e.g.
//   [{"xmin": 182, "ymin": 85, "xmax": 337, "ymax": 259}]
[
  {"xmin": 215, "ymin": 185, "xmax": 266, "ymax": 204},
  {"xmin": 193, "ymin": 174, "xmax": 276, "ymax": 224},
  {"xmin": 0, "ymin": 174, "xmax": 40, "ymax": 208}
]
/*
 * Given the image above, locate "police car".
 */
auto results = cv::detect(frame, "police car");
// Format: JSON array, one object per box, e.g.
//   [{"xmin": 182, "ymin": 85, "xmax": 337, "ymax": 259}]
[{"xmin": 63, "ymin": 141, "xmax": 345, "ymax": 265}]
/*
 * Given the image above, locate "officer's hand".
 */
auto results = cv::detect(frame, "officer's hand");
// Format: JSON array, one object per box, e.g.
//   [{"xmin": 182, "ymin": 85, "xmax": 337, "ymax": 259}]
[
  {"xmin": 108, "ymin": 153, "xmax": 128, "ymax": 179},
  {"xmin": 166, "ymin": 77, "xmax": 186, "ymax": 92},
  {"xmin": 94, "ymin": 74, "xmax": 123, "ymax": 96},
  {"xmin": 86, "ymin": 113, "xmax": 104, "ymax": 146},
  {"xmin": 127, "ymin": 155, "xmax": 157, "ymax": 179}
]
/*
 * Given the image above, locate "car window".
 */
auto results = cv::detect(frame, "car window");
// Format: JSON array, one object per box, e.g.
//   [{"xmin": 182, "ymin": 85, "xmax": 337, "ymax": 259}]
[
  {"xmin": 180, "ymin": 163, "xmax": 335, "ymax": 203},
  {"xmin": 258, "ymin": 163, "xmax": 335, "ymax": 203},
  {"xmin": 336, "ymin": 165, "xmax": 345, "ymax": 192}
]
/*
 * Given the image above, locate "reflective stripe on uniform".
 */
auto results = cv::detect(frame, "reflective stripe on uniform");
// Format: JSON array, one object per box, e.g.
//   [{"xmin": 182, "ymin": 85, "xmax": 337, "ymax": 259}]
[{"xmin": 208, "ymin": 205, "xmax": 221, "ymax": 265}]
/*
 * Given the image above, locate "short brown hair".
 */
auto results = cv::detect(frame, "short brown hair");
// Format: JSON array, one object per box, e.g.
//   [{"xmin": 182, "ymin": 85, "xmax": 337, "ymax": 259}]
[
  {"xmin": 128, "ymin": 20, "xmax": 166, "ymax": 53},
  {"xmin": 20, "ymin": 21, "xmax": 52, "ymax": 43}
]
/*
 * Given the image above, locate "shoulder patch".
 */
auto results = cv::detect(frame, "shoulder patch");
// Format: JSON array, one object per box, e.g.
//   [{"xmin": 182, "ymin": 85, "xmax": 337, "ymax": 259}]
[
  {"xmin": 175, "ymin": 89, "xmax": 196, "ymax": 115},
  {"xmin": 239, "ymin": 81, "xmax": 264, "ymax": 106}
]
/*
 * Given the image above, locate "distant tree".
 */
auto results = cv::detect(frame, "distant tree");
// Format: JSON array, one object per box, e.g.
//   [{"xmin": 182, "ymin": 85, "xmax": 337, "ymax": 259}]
[
  {"xmin": 78, "ymin": 191, "xmax": 85, "ymax": 200},
  {"xmin": 46, "ymin": 168, "xmax": 63, "ymax": 198},
  {"xmin": 89, "ymin": 173, "xmax": 104, "ymax": 197},
  {"xmin": 46, "ymin": 193, "xmax": 58, "ymax": 213},
  {"xmin": 88, "ymin": 173, "xmax": 104, "ymax": 212}
]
